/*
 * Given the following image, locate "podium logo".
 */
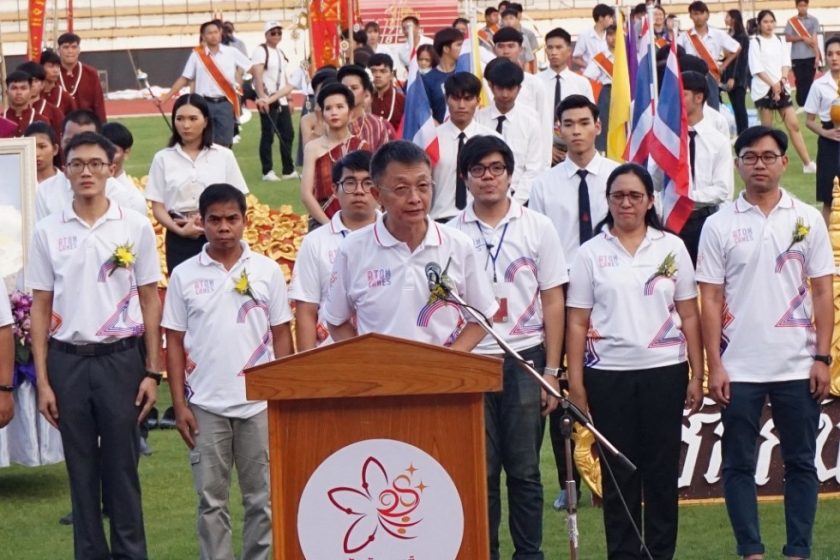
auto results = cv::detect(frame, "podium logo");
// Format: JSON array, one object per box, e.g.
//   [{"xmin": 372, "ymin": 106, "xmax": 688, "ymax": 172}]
[{"xmin": 298, "ymin": 439, "xmax": 464, "ymax": 559}]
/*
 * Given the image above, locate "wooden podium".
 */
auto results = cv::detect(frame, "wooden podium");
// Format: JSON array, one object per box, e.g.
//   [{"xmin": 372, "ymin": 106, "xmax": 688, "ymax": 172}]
[{"xmin": 245, "ymin": 333, "xmax": 502, "ymax": 559}]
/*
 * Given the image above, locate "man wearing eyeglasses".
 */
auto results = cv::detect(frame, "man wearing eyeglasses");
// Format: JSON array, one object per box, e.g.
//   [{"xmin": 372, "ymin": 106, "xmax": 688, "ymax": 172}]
[
  {"xmin": 27, "ymin": 131, "xmax": 163, "ymax": 560},
  {"xmin": 289, "ymin": 150, "xmax": 379, "ymax": 351},
  {"xmin": 324, "ymin": 140, "xmax": 497, "ymax": 350},
  {"xmin": 697, "ymin": 126, "xmax": 834, "ymax": 560},
  {"xmin": 448, "ymin": 134, "xmax": 567, "ymax": 559}
]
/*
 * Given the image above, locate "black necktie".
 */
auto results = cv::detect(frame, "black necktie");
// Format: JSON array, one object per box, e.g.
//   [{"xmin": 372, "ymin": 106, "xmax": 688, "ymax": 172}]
[
  {"xmin": 688, "ymin": 130, "xmax": 697, "ymax": 185},
  {"xmin": 496, "ymin": 115, "xmax": 506, "ymax": 134},
  {"xmin": 456, "ymin": 132, "xmax": 467, "ymax": 210},
  {"xmin": 554, "ymin": 75, "xmax": 562, "ymax": 116},
  {"xmin": 577, "ymin": 169, "xmax": 593, "ymax": 244}
]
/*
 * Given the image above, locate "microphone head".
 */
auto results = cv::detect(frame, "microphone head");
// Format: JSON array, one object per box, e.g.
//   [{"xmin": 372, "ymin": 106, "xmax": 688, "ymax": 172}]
[{"xmin": 425, "ymin": 262, "xmax": 442, "ymax": 291}]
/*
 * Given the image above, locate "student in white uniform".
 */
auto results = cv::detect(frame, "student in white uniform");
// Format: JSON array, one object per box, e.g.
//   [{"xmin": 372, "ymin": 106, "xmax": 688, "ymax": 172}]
[
  {"xmin": 324, "ymin": 140, "xmax": 497, "ymax": 349},
  {"xmin": 572, "ymin": 3, "xmax": 614, "ymax": 71},
  {"xmin": 0, "ymin": 283, "xmax": 15, "ymax": 428},
  {"xmin": 677, "ymin": 0, "xmax": 740, "ymax": 85},
  {"xmin": 163, "ymin": 184, "xmax": 293, "ymax": 560},
  {"xmin": 804, "ymin": 36, "xmax": 840, "ymax": 223},
  {"xmin": 101, "ymin": 122, "xmax": 138, "ymax": 191},
  {"xmin": 567, "ymin": 163, "xmax": 703, "ymax": 560},
  {"xmin": 748, "ymin": 9, "xmax": 816, "ymax": 174},
  {"xmin": 698, "ymin": 126, "xmax": 834, "ymax": 560},
  {"xmin": 476, "ymin": 59, "xmax": 545, "ymax": 205},
  {"xmin": 289, "ymin": 150, "xmax": 379, "ymax": 350},
  {"xmin": 448, "ymin": 135, "xmax": 566, "ymax": 560}
]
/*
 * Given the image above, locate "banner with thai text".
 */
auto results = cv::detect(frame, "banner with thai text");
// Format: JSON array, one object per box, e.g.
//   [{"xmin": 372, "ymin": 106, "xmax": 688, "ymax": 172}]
[{"xmin": 27, "ymin": 0, "xmax": 47, "ymax": 61}]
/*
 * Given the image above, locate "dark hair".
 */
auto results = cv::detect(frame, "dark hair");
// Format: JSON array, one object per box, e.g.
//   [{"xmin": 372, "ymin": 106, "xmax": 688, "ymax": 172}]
[
  {"xmin": 545, "ymin": 27, "xmax": 572, "ymax": 45},
  {"xmin": 39, "ymin": 48, "xmax": 61, "ymax": 66},
  {"xmin": 688, "ymin": 1, "xmax": 708, "ymax": 13},
  {"xmin": 631, "ymin": 3, "xmax": 647, "ymax": 17},
  {"xmin": 796, "ymin": 0, "xmax": 809, "ymax": 4},
  {"xmin": 485, "ymin": 7, "xmax": 499, "ymax": 17},
  {"xmin": 364, "ymin": 21, "xmax": 380, "ymax": 32},
  {"xmin": 493, "ymin": 27, "xmax": 524, "ymax": 45},
  {"xmin": 756, "ymin": 9, "xmax": 776, "ymax": 24},
  {"xmin": 457, "ymin": 135, "xmax": 514, "ymax": 179},
  {"xmin": 64, "ymin": 131, "xmax": 116, "ymax": 163},
  {"xmin": 556, "ymin": 94, "xmax": 599, "ymax": 122},
  {"xmin": 484, "ymin": 58, "xmax": 524, "ymax": 88},
  {"xmin": 498, "ymin": 0, "xmax": 510, "ymax": 9},
  {"xmin": 401, "ymin": 15, "xmax": 420, "ymax": 27},
  {"xmin": 825, "ymin": 36, "xmax": 840, "ymax": 55},
  {"xmin": 337, "ymin": 64, "xmax": 373, "ymax": 93},
  {"xmin": 595, "ymin": 163, "xmax": 664, "ymax": 233},
  {"xmin": 63, "ymin": 109, "xmax": 102, "ymax": 134},
  {"xmin": 452, "ymin": 17, "xmax": 470, "ymax": 28},
  {"xmin": 510, "ymin": 2, "xmax": 524, "ymax": 13},
  {"xmin": 444, "ymin": 72, "xmax": 483, "ymax": 98},
  {"xmin": 5, "ymin": 71, "xmax": 32, "ymax": 87},
  {"xmin": 606, "ymin": 24, "xmax": 617, "ymax": 34},
  {"xmin": 199, "ymin": 183, "xmax": 247, "ymax": 218},
  {"xmin": 169, "ymin": 94, "xmax": 214, "ymax": 148},
  {"xmin": 368, "ymin": 53, "xmax": 394, "ymax": 70},
  {"xmin": 317, "ymin": 82, "xmax": 356, "ymax": 110},
  {"xmin": 501, "ymin": 8, "xmax": 520, "ymax": 19},
  {"xmin": 25, "ymin": 121, "xmax": 58, "ymax": 145},
  {"xmin": 592, "ymin": 4, "xmax": 614, "ymax": 21},
  {"xmin": 727, "ymin": 9, "xmax": 747, "ymax": 36},
  {"xmin": 102, "ymin": 122, "xmax": 134, "ymax": 150},
  {"xmin": 57, "ymin": 32, "xmax": 81, "ymax": 46},
  {"xmin": 311, "ymin": 67, "xmax": 338, "ymax": 94},
  {"xmin": 417, "ymin": 44, "xmax": 439, "ymax": 67},
  {"xmin": 353, "ymin": 29, "xmax": 368, "ymax": 45},
  {"xmin": 16, "ymin": 61, "xmax": 46, "ymax": 81},
  {"xmin": 200, "ymin": 20, "xmax": 222, "ymax": 35},
  {"xmin": 433, "ymin": 27, "xmax": 464, "ymax": 57},
  {"xmin": 734, "ymin": 125, "xmax": 788, "ymax": 155},
  {"xmin": 331, "ymin": 150, "xmax": 373, "ymax": 184},
  {"xmin": 370, "ymin": 140, "xmax": 431, "ymax": 184},
  {"xmin": 681, "ymin": 70, "xmax": 708, "ymax": 101}
]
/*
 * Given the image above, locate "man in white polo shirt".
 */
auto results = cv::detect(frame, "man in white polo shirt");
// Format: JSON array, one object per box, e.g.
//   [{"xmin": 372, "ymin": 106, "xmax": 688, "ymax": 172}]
[
  {"xmin": 448, "ymin": 134, "xmax": 566, "ymax": 560},
  {"xmin": 324, "ymin": 140, "xmax": 497, "ymax": 349},
  {"xmin": 289, "ymin": 150, "xmax": 379, "ymax": 350},
  {"xmin": 163, "ymin": 184, "xmax": 293, "ymax": 560},
  {"xmin": 28, "ymin": 131, "xmax": 163, "ymax": 559},
  {"xmin": 697, "ymin": 126, "xmax": 834, "ymax": 560}
]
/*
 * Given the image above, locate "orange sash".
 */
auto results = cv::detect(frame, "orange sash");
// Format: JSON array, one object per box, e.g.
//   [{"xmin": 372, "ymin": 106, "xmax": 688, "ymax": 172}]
[
  {"xmin": 593, "ymin": 52, "xmax": 614, "ymax": 78},
  {"xmin": 655, "ymin": 37, "xmax": 669, "ymax": 48},
  {"xmin": 788, "ymin": 16, "xmax": 811, "ymax": 39},
  {"xmin": 194, "ymin": 47, "xmax": 240, "ymax": 116},
  {"xmin": 688, "ymin": 32, "xmax": 721, "ymax": 81}
]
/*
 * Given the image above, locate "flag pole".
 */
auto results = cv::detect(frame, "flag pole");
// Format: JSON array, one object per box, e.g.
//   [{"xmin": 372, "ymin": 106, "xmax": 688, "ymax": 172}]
[{"xmin": 646, "ymin": 4, "xmax": 659, "ymax": 108}]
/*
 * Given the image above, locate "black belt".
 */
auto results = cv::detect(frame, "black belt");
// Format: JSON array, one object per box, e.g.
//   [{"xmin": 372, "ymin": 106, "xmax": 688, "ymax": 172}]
[
  {"xmin": 822, "ymin": 121, "xmax": 835, "ymax": 130},
  {"xmin": 203, "ymin": 95, "xmax": 229, "ymax": 103},
  {"xmin": 691, "ymin": 204, "xmax": 719, "ymax": 216},
  {"xmin": 50, "ymin": 337, "xmax": 139, "ymax": 357}
]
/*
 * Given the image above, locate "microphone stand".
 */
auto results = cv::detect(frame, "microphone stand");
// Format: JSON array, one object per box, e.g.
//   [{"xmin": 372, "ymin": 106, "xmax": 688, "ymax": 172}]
[{"xmin": 433, "ymin": 278, "xmax": 637, "ymax": 559}]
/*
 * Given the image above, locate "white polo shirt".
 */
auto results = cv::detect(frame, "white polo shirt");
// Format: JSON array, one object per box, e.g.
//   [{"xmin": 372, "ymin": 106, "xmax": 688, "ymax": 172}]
[
  {"xmin": 181, "ymin": 45, "xmax": 252, "ymax": 98},
  {"xmin": 448, "ymin": 200, "xmax": 568, "ymax": 354},
  {"xmin": 251, "ymin": 43, "xmax": 289, "ymax": 105},
  {"xmin": 567, "ymin": 228, "xmax": 697, "ymax": 370},
  {"xmin": 288, "ymin": 210, "xmax": 380, "ymax": 346},
  {"xmin": 431, "ymin": 120, "xmax": 501, "ymax": 221},
  {"xmin": 162, "ymin": 242, "xmax": 293, "ymax": 419},
  {"xmin": 475, "ymin": 104, "xmax": 546, "ymax": 204},
  {"xmin": 529, "ymin": 153, "xmax": 620, "ymax": 267},
  {"xmin": 35, "ymin": 173, "xmax": 148, "ymax": 221},
  {"xmin": 677, "ymin": 27, "xmax": 741, "ymax": 64},
  {"xmin": 696, "ymin": 189, "xmax": 834, "ymax": 383},
  {"xmin": 27, "ymin": 200, "xmax": 162, "ymax": 344},
  {"xmin": 804, "ymin": 71, "xmax": 839, "ymax": 122},
  {"xmin": 145, "ymin": 144, "xmax": 248, "ymax": 213},
  {"xmin": 323, "ymin": 215, "xmax": 498, "ymax": 346},
  {"xmin": 573, "ymin": 27, "xmax": 608, "ymax": 68}
]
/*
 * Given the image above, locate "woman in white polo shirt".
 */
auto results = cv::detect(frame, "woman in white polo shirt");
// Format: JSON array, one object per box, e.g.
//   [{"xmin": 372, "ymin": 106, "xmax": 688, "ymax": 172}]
[
  {"xmin": 145, "ymin": 93, "xmax": 247, "ymax": 273},
  {"xmin": 566, "ymin": 163, "xmax": 704, "ymax": 560}
]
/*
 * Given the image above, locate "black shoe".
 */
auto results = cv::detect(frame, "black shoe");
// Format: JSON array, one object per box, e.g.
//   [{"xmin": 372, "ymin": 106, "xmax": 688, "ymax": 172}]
[
  {"xmin": 159, "ymin": 406, "xmax": 177, "ymax": 429},
  {"xmin": 145, "ymin": 407, "xmax": 159, "ymax": 429},
  {"xmin": 59, "ymin": 512, "xmax": 73, "ymax": 525}
]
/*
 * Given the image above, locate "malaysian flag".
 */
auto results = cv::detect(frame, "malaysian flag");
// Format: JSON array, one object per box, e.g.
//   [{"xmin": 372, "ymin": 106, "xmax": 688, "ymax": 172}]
[
  {"xmin": 399, "ymin": 40, "xmax": 440, "ymax": 163},
  {"xmin": 650, "ymin": 40, "xmax": 692, "ymax": 233},
  {"xmin": 625, "ymin": 17, "xmax": 655, "ymax": 164}
]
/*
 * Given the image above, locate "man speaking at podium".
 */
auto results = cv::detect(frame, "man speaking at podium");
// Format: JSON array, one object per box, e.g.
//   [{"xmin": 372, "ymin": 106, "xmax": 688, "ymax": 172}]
[{"xmin": 323, "ymin": 140, "xmax": 497, "ymax": 351}]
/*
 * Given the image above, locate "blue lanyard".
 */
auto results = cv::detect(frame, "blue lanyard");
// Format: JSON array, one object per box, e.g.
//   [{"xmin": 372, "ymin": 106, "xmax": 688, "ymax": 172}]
[{"xmin": 475, "ymin": 222, "xmax": 508, "ymax": 283}]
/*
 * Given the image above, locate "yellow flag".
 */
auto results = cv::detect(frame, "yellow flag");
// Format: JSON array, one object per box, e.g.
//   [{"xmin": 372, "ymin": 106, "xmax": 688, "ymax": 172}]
[{"xmin": 607, "ymin": 8, "xmax": 631, "ymax": 161}]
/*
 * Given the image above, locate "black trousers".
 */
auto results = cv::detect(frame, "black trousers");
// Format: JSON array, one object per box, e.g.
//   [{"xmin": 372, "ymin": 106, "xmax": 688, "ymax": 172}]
[
  {"xmin": 164, "ymin": 228, "xmax": 206, "ymax": 275},
  {"xmin": 727, "ymin": 86, "xmax": 749, "ymax": 136},
  {"xmin": 792, "ymin": 58, "xmax": 816, "ymax": 107},
  {"xmin": 679, "ymin": 206, "xmax": 717, "ymax": 266},
  {"xmin": 258, "ymin": 102, "xmax": 295, "ymax": 175},
  {"xmin": 585, "ymin": 363, "xmax": 688, "ymax": 560},
  {"xmin": 48, "ymin": 340, "xmax": 148, "ymax": 559}
]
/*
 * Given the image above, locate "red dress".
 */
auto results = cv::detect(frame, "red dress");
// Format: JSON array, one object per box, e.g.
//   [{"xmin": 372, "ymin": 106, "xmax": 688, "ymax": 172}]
[{"xmin": 314, "ymin": 136, "xmax": 369, "ymax": 218}]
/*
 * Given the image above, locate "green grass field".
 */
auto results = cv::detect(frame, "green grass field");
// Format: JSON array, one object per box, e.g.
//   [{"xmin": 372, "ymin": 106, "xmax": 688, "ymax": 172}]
[{"xmin": 1, "ymin": 111, "xmax": 838, "ymax": 558}]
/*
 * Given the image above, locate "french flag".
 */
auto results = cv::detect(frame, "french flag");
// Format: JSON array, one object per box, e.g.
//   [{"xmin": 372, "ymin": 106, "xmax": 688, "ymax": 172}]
[
  {"xmin": 650, "ymin": 40, "xmax": 692, "ymax": 233},
  {"xmin": 399, "ymin": 44, "xmax": 440, "ymax": 163},
  {"xmin": 626, "ymin": 17, "xmax": 654, "ymax": 164}
]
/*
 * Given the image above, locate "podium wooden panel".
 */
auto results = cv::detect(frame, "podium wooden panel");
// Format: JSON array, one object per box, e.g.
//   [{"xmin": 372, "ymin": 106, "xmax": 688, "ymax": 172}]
[{"xmin": 245, "ymin": 333, "xmax": 502, "ymax": 559}]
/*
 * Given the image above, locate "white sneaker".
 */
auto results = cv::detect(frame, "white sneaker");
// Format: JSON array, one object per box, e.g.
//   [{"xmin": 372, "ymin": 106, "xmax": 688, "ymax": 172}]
[
  {"xmin": 282, "ymin": 170, "xmax": 300, "ymax": 180},
  {"xmin": 262, "ymin": 171, "xmax": 282, "ymax": 182},
  {"xmin": 803, "ymin": 162, "xmax": 817, "ymax": 174}
]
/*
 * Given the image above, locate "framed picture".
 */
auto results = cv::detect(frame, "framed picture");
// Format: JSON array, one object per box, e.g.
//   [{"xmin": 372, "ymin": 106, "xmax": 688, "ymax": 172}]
[{"xmin": 0, "ymin": 137, "xmax": 37, "ymax": 282}]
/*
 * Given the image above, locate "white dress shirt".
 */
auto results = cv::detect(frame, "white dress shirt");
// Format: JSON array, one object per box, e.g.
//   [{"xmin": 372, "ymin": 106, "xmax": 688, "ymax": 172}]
[
  {"xmin": 181, "ymin": 45, "xmax": 253, "ymax": 98},
  {"xmin": 573, "ymin": 27, "xmax": 608, "ymax": 68},
  {"xmin": 251, "ymin": 43, "xmax": 289, "ymax": 104},
  {"xmin": 537, "ymin": 67, "xmax": 595, "ymax": 164},
  {"xmin": 398, "ymin": 35, "xmax": 434, "ymax": 67},
  {"xmin": 35, "ymin": 173, "xmax": 148, "ymax": 221},
  {"xmin": 703, "ymin": 103, "xmax": 731, "ymax": 138},
  {"xmin": 748, "ymin": 34, "xmax": 792, "ymax": 101},
  {"xmin": 677, "ymin": 27, "xmax": 741, "ymax": 65},
  {"xmin": 804, "ymin": 72, "xmax": 840, "ymax": 121}
]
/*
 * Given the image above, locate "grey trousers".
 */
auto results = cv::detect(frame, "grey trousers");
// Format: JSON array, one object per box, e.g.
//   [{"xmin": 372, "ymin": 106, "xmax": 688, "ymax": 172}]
[
  {"xmin": 189, "ymin": 405, "xmax": 271, "ymax": 560},
  {"xmin": 47, "ymin": 342, "xmax": 148, "ymax": 560},
  {"xmin": 204, "ymin": 97, "xmax": 236, "ymax": 147}
]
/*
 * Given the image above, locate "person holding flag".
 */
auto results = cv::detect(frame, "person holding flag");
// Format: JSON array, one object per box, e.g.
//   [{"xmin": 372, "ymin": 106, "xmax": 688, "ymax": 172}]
[
  {"xmin": 585, "ymin": 24, "xmax": 617, "ymax": 153},
  {"xmin": 400, "ymin": 23, "xmax": 440, "ymax": 165},
  {"xmin": 606, "ymin": 9, "xmax": 631, "ymax": 163},
  {"xmin": 422, "ymin": 28, "xmax": 464, "ymax": 124},
  {"xmin": 677, "ymin": 1, "xmax": 740, "ymax": 87}
]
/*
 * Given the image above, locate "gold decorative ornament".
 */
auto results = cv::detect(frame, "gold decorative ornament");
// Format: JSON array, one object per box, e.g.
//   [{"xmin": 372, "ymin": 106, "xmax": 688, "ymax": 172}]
[{"xmin": 828, "ymin": 177, "xmax": 840, "ymax": 396}]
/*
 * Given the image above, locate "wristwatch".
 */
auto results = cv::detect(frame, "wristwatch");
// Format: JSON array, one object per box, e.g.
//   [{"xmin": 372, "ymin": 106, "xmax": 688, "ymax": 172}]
[
  {"xmin": 813, "ymin": 354, "xmax": 833, "ymax": 366},
  {"xmin": 0, "ymin": 384, "xmax": 13, "ymax": 393},
  {"xmin": 145, "ymin": 371, "xmax": 164, "ymax": 385},
  {"xmin": 544, "ymin": 367, "xmax": 563, "ymax": 378}
]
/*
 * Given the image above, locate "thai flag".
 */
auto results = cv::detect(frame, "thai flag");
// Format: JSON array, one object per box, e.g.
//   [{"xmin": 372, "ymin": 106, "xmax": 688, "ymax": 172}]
[
  {"xmin": 626, "ymin": 17, "xmax": 654, "ymax": 164},
  {"xmin": 650, "ymin": 40, "xmax": 692, "ymax": 233},
  {"xmin": 399, "ymin": 44, "xmax": 440, "ymax": 163}
]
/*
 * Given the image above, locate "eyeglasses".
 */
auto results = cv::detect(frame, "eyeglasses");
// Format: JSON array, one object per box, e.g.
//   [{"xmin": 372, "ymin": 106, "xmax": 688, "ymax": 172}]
[
  {"xmin": 739, "ymin": 152, "xmax": 783, "ymax": 166},
  {"xmin": 268, "ymin": 30, "xmax": 282, "ymax": 36},
  {"xmin": 467, "ymin": 162, "xmax": 507, "ymax": 178},
  {"xmin": 66, "ymin": 159, "xmax": 108, "ymax": 175},
  {"xmin": 383, "ymin": 182, "xmax": 434, "ymax": 197},
  {"xmin": 336, "ymin": 177, "xmax": 374, "ymax": 193},
  {"xmin": 608, "ymin": 191, "xmax": 647, "ymax": 204}
]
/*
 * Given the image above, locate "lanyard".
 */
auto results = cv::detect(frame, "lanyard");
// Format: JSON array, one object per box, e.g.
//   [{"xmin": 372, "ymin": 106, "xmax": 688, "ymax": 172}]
[{"xmin": 475, "ymin": 222, "xmax": 508, "ymax": 283}]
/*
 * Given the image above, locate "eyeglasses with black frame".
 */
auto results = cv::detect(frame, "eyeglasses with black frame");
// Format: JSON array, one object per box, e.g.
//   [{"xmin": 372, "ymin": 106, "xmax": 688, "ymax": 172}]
[
  {"xmin": 467, "ymin": 162, "xmax": 508, "ymax": 178},
  {"xmin": 608, "ymin": 191, "xmax": 647, "ymax": 204},
  {"xmin": 268, "ymin": 29, "xmax": 282, "ymax": 36},
  {"xmin": 336, "ymin": 177, "xmax": 375, "ymax": 193},
  {"xmin": 738, "ymin": 152, "xmax": 783, "ymax": 166},
  {"xmin": 66, "ymin": 159, "xmax": 108, "ymax": 175}
]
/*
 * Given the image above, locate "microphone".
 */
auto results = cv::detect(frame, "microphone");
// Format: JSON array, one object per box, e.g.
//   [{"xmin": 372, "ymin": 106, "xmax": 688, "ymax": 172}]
[{"xmin": 425, "ymin": 262, "xmax": 442, "ymax": 292}]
